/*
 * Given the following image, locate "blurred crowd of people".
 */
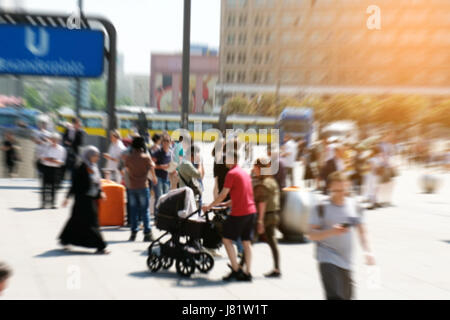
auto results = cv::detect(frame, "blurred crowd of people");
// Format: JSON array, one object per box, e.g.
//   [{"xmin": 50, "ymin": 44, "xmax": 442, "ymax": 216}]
[
  {"xmin": 280, "ymin": 131, "xmax": 449, "ymax": 210},
  {"xmin": 1, "ymin": 117, "xmax": 449, "ymax": 300}
]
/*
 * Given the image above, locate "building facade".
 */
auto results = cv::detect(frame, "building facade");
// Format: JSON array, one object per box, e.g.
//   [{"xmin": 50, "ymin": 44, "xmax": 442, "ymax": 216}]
[
  {"xmin": 150, "ymin": 51, "xmax": 219, "ymax": 114},
  {"xmin": 131, "ymin": 75, "xmax": 150, "ymax": 107},
  {"xmin": 219, "ymin": 0, "xmax": 450, "ymax": 95}
]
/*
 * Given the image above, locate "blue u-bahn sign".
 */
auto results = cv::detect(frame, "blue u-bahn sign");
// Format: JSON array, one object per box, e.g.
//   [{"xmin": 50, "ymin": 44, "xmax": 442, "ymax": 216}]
[{"xmin": 0, "ymin": 24, "xmax": 104, "ymax": 78}]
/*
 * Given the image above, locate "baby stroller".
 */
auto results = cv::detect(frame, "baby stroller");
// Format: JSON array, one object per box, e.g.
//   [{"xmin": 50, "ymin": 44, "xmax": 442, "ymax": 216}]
[{"xmin": 146, "ymin": 187, "xmax": 224, "ymax": 277}]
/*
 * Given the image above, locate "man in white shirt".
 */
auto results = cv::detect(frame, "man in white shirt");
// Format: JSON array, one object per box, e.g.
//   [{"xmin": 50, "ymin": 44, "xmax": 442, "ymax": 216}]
[
  {"xmin": 40, "ymin": 133, "xmax": 67, "ymax": 209},
  {"xmin": 33, "ymin": 121, "xmax": 52, "ymax": 178},
  {"xmin": 281, "ymin": 134, "xmax": 298, "ymax": 187},
  {"xmin": 103, "ymin": 130, "xmax": 126, "ymax": 183}
]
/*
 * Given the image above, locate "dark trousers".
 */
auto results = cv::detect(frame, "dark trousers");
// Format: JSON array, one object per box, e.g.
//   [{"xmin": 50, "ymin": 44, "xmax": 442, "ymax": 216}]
[
  {"xmin": 319, "ymin": 263, "xmax": 353, "ymax": 300},
  {"xmin": 42, "ymin": 165, "xmax": 59, "ymax": 207},
  {"xmin": 264, "ymin": 221, "xmax": 280, "ymax": 270},
  {"xmin": 36, "ymin": 161, "xmax": 44, "ymax": 178},
  {"xmin": 126, "ymin": 188, "xmax": 131, "ymax": 226},
  {"xmin": 286, "ymin": 167, "xmax": 294, "ymax": 187},
  {"xmin": 4, "ymin": 163, "xmax": 14, "ymax": 177}
]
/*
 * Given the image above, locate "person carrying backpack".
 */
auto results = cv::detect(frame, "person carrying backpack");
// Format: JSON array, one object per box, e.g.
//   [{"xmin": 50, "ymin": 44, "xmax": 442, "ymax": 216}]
[
  {"xmin": 177, "ymin": 145, "xmax": 202, "ymax": 200},
  {"xmin": 307, "ymin": 171, "xmax": 376, "ymax": 300}
]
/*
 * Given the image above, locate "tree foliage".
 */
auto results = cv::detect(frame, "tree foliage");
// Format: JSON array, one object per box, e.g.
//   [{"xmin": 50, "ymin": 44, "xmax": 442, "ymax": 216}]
[
  {"xmin": 89, "ymin": 79, "xmax": 106, "ymax": 111},
  {"xmin": 24, "ymin": 86, "xmax": 45, "ymax": 111},
  {"xmin": 223, "ymin": 95, "xmax": 251, "ymax": 115},
  {"xmin": 221, "ymin": 93, "xmax": 449, "ymax": 129},
  {"xmin": 48, "ymin": 87, "xmax": 74, "ymax": 111},
  {"xmin": 117, "ymin": 96, "xmax": 133, "ymax": 106}
]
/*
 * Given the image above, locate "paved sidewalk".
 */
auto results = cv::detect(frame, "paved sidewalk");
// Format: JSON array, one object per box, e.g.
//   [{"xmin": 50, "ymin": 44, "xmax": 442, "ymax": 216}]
[{"xmin": 0, "ymin": 165, "xmax": 449, "ymax": 300}]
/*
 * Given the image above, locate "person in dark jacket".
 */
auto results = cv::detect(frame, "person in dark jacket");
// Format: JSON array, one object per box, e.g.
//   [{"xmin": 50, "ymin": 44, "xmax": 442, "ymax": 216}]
[
  {"xmin": 63, "ymin": 118, "xmax": 84, "ymax": 155},
  {"xmin": 212, "ymin": 138, "xmax": 230, "ymax": 200},
  {"xmin": 351, "ymin": 147, "xmax": 366, "ymax": 195},
  {"xmin": 302, "ymin": 146, "xmax": 319, "ymax": 189},
  {"xmin": 320, "ymin": 145, "xmax": 346, "ymax": 194},
  {"xmin": 1, "ymin": 132, "xmax": 18, "ymax": 178},
  {"xmin": 61, "ymin": 118, "xmax": 84, "ymax": 182},
  {"xmin": 59, "ymin": 146, "xmax": 109, "ymax": 254}
]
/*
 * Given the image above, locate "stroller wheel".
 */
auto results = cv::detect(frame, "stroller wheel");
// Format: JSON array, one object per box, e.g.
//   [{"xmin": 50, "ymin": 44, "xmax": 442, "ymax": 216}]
[
  {"xmin": 196, "ymin": 252, "xmax": 214, "ymax": 273},
  {"xmin": 176, "ymin": 256, "xmax": 196, "ymax": 277},
  {"xmin": 147, "ymin": 254, "xmax": 162, "ymax": 272},
  {"xmin": 161, "ymin": 256, "xmax": 174, "ymax": 270}
]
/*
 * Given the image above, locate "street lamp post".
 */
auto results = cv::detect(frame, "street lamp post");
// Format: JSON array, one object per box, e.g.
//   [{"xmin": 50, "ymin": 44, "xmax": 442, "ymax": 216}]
[
  {"xmin": 181, "ymin": 0, "xmax": 191, "ymax": 130},
  {"xmin": 75, "ymin": 0, "xmax": 83, "ymax": 119}
]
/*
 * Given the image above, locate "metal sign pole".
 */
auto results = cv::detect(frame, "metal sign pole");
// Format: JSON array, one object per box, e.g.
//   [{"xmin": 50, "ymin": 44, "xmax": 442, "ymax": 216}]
[
  {"xmin": 75, "ymin": 0, "xmax": 83, "ymax": 119},
  {"xmin": 181, "ymin": 0, "xmax": 191, "ymax": 130}
]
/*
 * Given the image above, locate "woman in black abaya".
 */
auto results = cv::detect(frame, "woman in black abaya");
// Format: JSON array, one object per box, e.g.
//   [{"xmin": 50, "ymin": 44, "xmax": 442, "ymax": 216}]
[{"xmin": 59, "ymin": 146, "xmax": 110, "ymax": 254}]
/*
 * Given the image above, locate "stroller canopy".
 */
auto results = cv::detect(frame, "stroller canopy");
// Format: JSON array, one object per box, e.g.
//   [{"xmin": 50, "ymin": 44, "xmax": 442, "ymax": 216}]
[{"xmin": 156, "ymin": 187, "xmax": 201, "ymax": 219}]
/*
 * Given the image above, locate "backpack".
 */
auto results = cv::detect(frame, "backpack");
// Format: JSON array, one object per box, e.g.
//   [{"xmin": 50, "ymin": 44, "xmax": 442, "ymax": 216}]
[
  {"xmin": 317, "ymin": 203, "xmax": 325, "ymax": 228},
  {"xmin": 178, "ymin": 170, "xmax": 202, "ymax": 197},
  {"xmin": 316, "ymin": 199, "xmax": 362, "ymax": 228}
]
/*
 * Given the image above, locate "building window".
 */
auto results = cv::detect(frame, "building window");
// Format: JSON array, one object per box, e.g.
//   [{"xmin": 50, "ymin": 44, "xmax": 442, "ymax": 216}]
[
  {"xmin": 253, "ymin": 71, "xmax": 262, "ymax": 83},
  {"xmin": 227, "ymin": 15, "xmax": 236, "ymax": 27},
  {"xmin": 283, "ymin": 0, "xmax": 300, "ymax": 6},
  {"xmin": 254, "ymin": 15, "xmax": 260, "ymax": 27},
  {"xmin": 254, "ymin": 33, "xmax": 263, "ymax": 45},
  {"xmin": 282, "ymin": 15, "xmax": 295, "ymax": 26},
  {"xmin": 254, "ymin": 15, "xmax": 266, "ymax": 27},
  {"xmin": 254, "ymin": 52, "xmax": 263, "ymax": 64},
  {"xmin": 265, "ymin": 52, "xmax": 271, "ymax": 64},
  {"xmin": 226, "ymin": 52, "xmax": 235, "ymax": 64},
  {"xmin": 266, "ymin": 0, "xmax": 275, "ymax": 7},
  {"xmin": 238, "ymin": 52, "xmax": 246, "ymax": 64},
  {"xmin": 227, "ymin": 0, "xmax": 236, "ymax": 8},
  {"xmin": 238, "ymin": 0, "xmax": 248, "ymax": 8},
  {"xmin": 237, "ymin": 71, "xmax": 246, "ymax": 82},
  {"xmin": 238, "ymin": 33, "xmax": 247, "ymax": 45},
  {"xmin": 226, "ymin": 72, "xmax": 235, "ymax": 82},
  {"xmin": 227, "ymin": 34, "xmax": 236, "ymax": 45},
  {"xmin": 239, "ymin": 14, "xmax": 247, "ymax": 26},
  {"xmin": 254, "ymin": 0, "xmax": 265, "ymax": 7},
  {"xmin": 266, "ymin": 33, "xmax": 272, "ymax": 44}
]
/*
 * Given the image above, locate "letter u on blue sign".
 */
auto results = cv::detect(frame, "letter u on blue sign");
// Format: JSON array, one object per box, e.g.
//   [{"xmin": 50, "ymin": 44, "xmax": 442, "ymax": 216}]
[{"xmin": 0, "ymin": 24, "xmax": 105, "ymax": 78}]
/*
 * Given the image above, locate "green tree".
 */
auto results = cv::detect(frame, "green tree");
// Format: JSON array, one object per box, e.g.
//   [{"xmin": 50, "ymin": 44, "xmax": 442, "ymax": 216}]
[
  {"xmin": 117, "ymin": 97, "xmax": 133, "ymax": 106},
  {"xmin": 24, "ymin": 86, "xmax": 45, "ymax": 110},
  {"xmin": 223, "ymin": 96, "xmax": 250, "ymax": 115},
  {"xmin": 248, "ymin": 93, "xmax": 277, "ymax": 116},
  {"xmin": 49, "ymin": 88, "xmax": 74, "ymax": 111},
  {"xmin": 89, "ymin": 79, "xmax": 106, "ymax": 111}
]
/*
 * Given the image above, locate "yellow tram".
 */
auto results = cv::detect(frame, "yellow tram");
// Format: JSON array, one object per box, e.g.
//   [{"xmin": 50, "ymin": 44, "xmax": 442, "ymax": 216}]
[{"xmin": 56, "ymin": 106, "xmax": 277, "ymax": 143}]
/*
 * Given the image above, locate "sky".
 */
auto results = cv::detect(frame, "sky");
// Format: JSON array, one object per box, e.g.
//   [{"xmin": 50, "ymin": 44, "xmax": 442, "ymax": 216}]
[{"xmin": 5, "ymin": 0, "xmax": 221, "ymax": 75}]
